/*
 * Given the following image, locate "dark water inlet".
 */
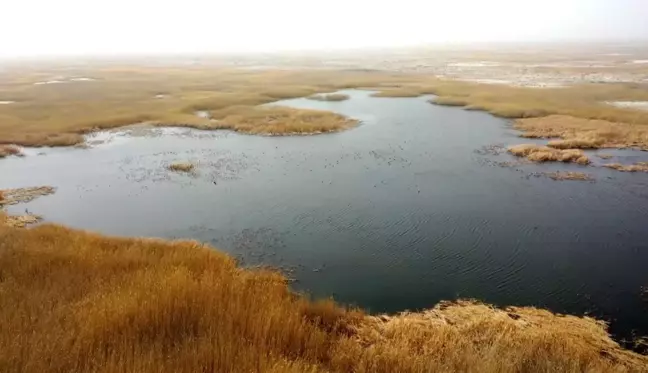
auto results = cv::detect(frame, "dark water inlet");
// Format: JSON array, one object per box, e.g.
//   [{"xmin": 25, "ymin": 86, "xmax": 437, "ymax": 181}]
[{"xmin": 2, "ymin": 90, "xmax": 648, "ymax": 345}]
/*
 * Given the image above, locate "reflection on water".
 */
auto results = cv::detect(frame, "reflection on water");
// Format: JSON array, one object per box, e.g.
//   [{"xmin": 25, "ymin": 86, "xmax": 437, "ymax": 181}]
[{"xmin": 2, "ymin": 90, "xmax": 648, "ymax": 343}]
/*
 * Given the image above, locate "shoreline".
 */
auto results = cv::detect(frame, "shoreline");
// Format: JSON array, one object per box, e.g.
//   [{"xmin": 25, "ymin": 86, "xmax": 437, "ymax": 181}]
[{"xmin": 1, "ymin": 220, "xmax": 646, "ymax": 371}]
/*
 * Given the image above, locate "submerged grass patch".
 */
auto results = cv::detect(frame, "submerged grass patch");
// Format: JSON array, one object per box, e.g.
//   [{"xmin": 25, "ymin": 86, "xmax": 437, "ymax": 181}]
[
  {"xmin": 307, "ymin": 93, "xmax": 350, "ymax": 102},
  {"xmin": 508, "ymin": 144, "xmax": 590, "ymax": 164},
  {"xmin": 603, "ymin": 162, "xmax": 648, "ymax": 172},
  {"xmin": 545, "ymin": 171, "xmax": 594, "ymax": 181},
  {"xmin": 0, "ymin": 223, "xmax": 646, "ymax": 373}
]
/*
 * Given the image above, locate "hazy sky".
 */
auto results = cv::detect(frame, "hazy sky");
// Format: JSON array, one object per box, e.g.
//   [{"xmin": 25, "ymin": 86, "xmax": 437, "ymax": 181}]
[{"xmin": 1, "ymin": 0, "xmax": 646, "ymax": 57}]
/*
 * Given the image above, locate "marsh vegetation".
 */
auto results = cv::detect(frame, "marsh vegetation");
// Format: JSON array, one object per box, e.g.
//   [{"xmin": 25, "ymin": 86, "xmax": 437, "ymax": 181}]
[
  {"xmin": 2, "ymin": 50, "xmax": 648, "ymax": 372},
  {"xmin": 307, "ymin": 93, "xmax": 350, "ymax": 102},
  {"xmin": 168, "ymin": 161, "xmax": 195, "ymax": 172},
  {"xmin": 0, "ymin": 145, "xmax": 21, "ymax": 158},
  {"xmin": 545, "ymin": 171, "xmax": 594, "ymax": 181},
  {"xmin": 0, "ymin": 223, "xmax": 646, "ymax": 373},
  {"xmin": 603, "ymin": 162, "xmax": 648, "ymax": 172},
  {"xmin": 507, "ymin": 144, "xmax": 590, "ymax": 164},
  {"xmin": 1, "ymin": 64, "xmax": 648, "ymax": 149}
]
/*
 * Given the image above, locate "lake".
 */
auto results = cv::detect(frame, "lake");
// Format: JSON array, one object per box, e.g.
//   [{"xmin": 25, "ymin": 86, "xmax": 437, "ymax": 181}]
[{"xmin": 2, "ymin": 89, "xmax": 648, "ymax": 343}]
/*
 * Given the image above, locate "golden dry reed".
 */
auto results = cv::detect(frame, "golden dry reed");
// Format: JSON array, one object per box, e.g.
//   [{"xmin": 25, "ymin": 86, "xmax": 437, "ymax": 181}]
[
  {"xmin": 0, "ymin": 223, "xmax": 646, "ymax": 373},
  {"xmin": 508, "ymin": 144, "xmax": 590, "ymax": 164},
  {"xmin": 168, "ymin": 162, "xmax": 195, "ymax": 172}
]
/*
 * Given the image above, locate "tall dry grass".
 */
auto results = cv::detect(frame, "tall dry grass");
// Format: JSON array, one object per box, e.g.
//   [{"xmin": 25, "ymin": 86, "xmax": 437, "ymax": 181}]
[
  {"xmin": 516, "ymin": 115, "xmax": 648, "ymax": 150},
  {"xmin": 426, "ymin": 81, "xmax": 648, "ymax": 124},
  {"xmin": 0, "ymin": 223, "xmax": 646, "ymax": 373}
]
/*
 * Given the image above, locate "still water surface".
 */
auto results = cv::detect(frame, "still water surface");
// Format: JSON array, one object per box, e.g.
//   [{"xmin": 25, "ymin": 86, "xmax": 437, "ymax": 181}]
[{"xmin": 2, "ymin": 90, "xmax": 648, "ymax": 341}]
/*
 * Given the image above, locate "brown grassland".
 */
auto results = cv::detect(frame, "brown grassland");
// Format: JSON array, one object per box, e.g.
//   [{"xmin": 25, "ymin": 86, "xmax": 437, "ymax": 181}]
[
  {"xmin": 0, "ymin": 222, "xmax": 647, "ymax": 373},
  {"xmin": 515, "ymin": 115, "xmax": 648, "ymax": 150},
  {"xmin": 1, "ymin": 65, "xmax": 648, "ymax": 148}
]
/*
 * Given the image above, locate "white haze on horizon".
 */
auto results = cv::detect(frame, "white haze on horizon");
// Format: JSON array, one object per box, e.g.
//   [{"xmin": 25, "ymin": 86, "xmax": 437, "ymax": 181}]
[{"xmin": 1, "ymin": 0, "xmax": 647, "ymax": 58}]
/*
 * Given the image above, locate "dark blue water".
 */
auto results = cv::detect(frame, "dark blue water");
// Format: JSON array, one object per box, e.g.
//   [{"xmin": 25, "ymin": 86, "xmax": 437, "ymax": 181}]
[{"xmin": 2, "ymin": 90, "xmax": 648, "ymax": 345}]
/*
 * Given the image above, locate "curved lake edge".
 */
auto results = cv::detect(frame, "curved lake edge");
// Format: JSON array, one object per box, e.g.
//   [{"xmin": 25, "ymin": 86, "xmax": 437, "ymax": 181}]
[
  {"xmin": 1, "ymin": 89, "xmax": 647, "ymax": 351},
  {"xmin": 3, "ymin": 89, "xmax": 647, "ymax": 175}
]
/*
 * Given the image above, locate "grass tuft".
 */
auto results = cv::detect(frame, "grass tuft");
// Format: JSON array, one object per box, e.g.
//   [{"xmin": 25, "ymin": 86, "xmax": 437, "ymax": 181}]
[
  {"xmin": 547, "ymin": 138, "xmax": 603, "ymax": 149},
  {"xmin": 0, "ymin": 145, "xmax": 21, "ymax": 158},
  {"xmin": 508, "ymin": 144, "xmax": 590, "ymax": 164},
  {"xmin": 168, "ymin": 162, "xmax": 195, "ymax": 172},
  {"xmin": 204, "ymin": 106, "xmax": 357, "ymax": 135}
]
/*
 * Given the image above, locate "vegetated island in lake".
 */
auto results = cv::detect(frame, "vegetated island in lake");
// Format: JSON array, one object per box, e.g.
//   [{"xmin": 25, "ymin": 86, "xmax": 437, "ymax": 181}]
[
  {"xmin": 0, "ymin": 189, "xmax": 647, "ymax": 373},
  {"xmin": 1, "ymin": 61, "xmax": 648, "ymax": 170}
]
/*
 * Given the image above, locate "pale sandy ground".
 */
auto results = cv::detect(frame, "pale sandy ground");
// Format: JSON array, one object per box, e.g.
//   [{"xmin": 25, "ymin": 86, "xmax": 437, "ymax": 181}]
[
  {"xmin": 607, "ymin": 101, "xmax": 648, "ymax": 111},
  {"xmin": 201, "ymin": 42, "xmax": 648, "ymax": 88}
]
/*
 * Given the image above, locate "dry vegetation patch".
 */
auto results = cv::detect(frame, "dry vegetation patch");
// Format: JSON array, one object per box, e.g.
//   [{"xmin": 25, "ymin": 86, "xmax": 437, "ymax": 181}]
[
  {"xmin": 508, "ymin": 144, "xmax": 590, "ymax": 164},
  {"xmin": 201, "ymin": 106, "xmax": 357, "ymax": 135},
  {"xmin": 603, "ymin": 162, "xmax": 648, "ymax": 172},
  {"xmin": 0, "ymin": 68, "xmax": 389, "ymax": 146},
  {"xmin": 2, "ymin": 64, "xmax": 648, "ymax": 148},
  {"xmin": 0, "ymin": 223, "xmax": 646, "ymax": 373},
  {"xmin": 515, "ymin": 115, "xmax": 648, "ymax": 149},
  {"xmin": 0, "ymin": 212, "xmax": 42, "ymax": 228},
  {"xmin": 0, "ymin": 145, "xmax": 22, "ymax": 158},
  {"xmin": 168, "ymin": 161, "xmax": 195, "ymax": 172},
  {"xmin": 222, "ymin": 106, "xmax": 356, "ymax": 135},
  {"xmin": 0, "ymin": 186, "xmax": 56, "ymax": 206}
]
